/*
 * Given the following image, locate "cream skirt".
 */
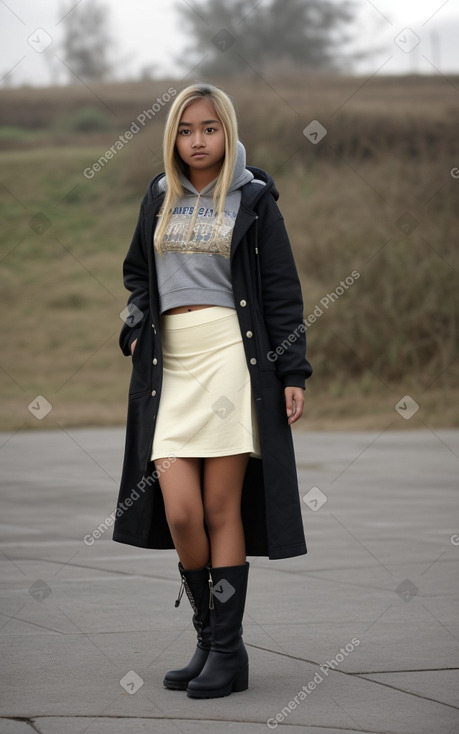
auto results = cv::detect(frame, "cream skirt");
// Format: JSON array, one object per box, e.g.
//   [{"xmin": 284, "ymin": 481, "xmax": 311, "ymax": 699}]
[{"xmin": 151, "ymin": 306, "xmax": 261, "ymax": 460}]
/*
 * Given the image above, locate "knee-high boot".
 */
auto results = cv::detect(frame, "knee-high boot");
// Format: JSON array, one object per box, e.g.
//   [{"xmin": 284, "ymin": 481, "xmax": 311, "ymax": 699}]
[
  {"xmin": 163, "ymin": 562, "xmax": 211, "ymax": 690},
  {"xmin": 186, "ymin": 562, "xmax": 249, "ymax": 698}
]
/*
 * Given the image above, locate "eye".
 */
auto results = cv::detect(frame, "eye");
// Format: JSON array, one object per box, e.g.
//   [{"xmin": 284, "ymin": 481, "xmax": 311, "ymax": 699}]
[
  {"xmin": 205, "ymin": 127, "xmax": 217, "ymax": 134},
  {"xmin": 179, "ymin": 129, "xmax": 191, "ymax": 136}
]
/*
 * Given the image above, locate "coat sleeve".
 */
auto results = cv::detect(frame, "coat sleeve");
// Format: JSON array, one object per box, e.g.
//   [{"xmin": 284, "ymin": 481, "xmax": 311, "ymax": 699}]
[
  {"xmin": 119, "ymin": 198, "xmax": 150, "ymax": 356},
  {"xmin": 256, "ymin": 195, "xmax": 313, "ymax": 389}
]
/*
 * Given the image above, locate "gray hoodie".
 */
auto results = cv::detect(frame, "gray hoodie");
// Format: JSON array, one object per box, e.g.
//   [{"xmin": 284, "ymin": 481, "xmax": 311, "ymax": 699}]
[{"xmin": 154, "ymin": 141, "xmax": 255, "ymax": 313}]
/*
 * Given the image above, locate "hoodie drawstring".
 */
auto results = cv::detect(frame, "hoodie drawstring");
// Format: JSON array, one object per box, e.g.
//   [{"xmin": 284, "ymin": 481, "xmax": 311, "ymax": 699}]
[{"xmin": 185, "ymin": 193, "xmax": 201, "ymax": 246}]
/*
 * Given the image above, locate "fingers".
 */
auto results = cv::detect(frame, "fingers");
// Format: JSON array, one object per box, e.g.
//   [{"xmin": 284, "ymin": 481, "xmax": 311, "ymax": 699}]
[
  {"xmin": 130, "ymin": 338, "xmax": 138, "ymax": 356},
  {"xmin": 285, "ymin": 387, "xmax": 304, "ymax": 425}
]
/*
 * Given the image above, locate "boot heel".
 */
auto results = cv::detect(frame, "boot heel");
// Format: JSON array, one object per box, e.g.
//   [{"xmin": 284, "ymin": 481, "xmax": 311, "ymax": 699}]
[{"xmin": 232, "ymin": 664, "xmax": 249, "ymax": 692}]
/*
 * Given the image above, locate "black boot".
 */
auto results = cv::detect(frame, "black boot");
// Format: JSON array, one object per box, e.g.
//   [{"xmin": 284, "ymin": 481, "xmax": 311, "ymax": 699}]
[
  {"xmin": 186, "ymin": 562, "xmax": 249, "ymax": 698},
  {"xmin": 163, "ymin": 563, "xmax": 211, "ymax": 690}
]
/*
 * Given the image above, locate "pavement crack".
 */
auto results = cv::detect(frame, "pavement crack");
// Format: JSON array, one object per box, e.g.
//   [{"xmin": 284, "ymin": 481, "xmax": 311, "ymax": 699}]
[
  {"xmin": 0, "ymin": 717, "xmax": 386, "ymax": 734},
  {"xmin": 246, "ymin": 643, "xmax": 459, "ymax": 711},
  {"xmin": 352, "ymin": 667, "xmax": 459, "ymax": 674},
  {"xmin": 354, "ymin": 673, "xmax": 459, "ymax": 712},
  {"xmin": 0, "ymin": 716, "xmax": 400, "ymax": 733},
  {"xmin": 0, "ymin": 611, "xmax": 64, "ymax": 635},
  {"xmin": 1, "ymin": 555, "xmax": 174, "ymax": 582},
  {"xmin": 3, "ymin": 718, "xmax": 42, "ymax": 733}
]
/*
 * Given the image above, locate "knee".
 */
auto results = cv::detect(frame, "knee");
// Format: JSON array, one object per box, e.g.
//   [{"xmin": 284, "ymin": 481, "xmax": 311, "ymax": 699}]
[
  {"xmin": 166, "ymin": 506, "xmax": 203, "ymax": 536},
  {"xmin": 204, "ymin": 497, "xmax": 234, "ymax": 531}
]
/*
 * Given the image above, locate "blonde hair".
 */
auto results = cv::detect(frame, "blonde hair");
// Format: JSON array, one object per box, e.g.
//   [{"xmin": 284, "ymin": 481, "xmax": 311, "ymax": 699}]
[{"xmin": 154, "ymin": 83, "xmax": 239, "ymax": 254}]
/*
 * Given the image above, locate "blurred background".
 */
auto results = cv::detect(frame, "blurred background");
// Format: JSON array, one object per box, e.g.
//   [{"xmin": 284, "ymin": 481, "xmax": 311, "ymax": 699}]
[{"xmin": 1, "ymin": 0, "xmax": 458, "ymax": 432}]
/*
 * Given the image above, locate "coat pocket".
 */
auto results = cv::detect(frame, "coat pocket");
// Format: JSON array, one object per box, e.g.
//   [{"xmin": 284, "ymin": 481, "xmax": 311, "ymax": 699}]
[
  {"xmin": 252, "ymin": 306, "xmax": 277, "ymax": 372},
  {"xmin": 128, "ymin": 320, "xmax": 151, "ymax": 397},
  {"xmin": 128, "ymin": 370, "xmax": 149, "ymax": 398}
]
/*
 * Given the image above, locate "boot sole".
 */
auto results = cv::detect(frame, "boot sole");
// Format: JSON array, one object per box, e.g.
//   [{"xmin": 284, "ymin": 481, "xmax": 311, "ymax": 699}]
[
  {"xmin": 163, "ymin": 679, "xmax": 188, "ymax": 690},
  {"xmin": 163, "ymin": 646, "xmax": 211, "ymax": 691},
  {"xmin": 186, "ymin": 664, "xmax": 249, "ymax": 699}
]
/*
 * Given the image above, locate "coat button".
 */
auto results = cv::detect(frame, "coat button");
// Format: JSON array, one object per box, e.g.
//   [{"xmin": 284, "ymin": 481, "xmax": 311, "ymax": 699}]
[
  {"xmin": 246, "ymin": 331, "xmax": 253, "ymax": 338},
  {"xmin": 250, "ymin": 358, "xmax": 257, "ymax": 365},
  {"xmin": 152, "ymin": 358, "xmax": 158, "ymax": 365},
  {"xmin": 240, "ymin": 299, "xmax": 247, "ymax": 307},
  {"xmin": 151, "ymin": 390, "xmax": 157, "ymax": 396}
]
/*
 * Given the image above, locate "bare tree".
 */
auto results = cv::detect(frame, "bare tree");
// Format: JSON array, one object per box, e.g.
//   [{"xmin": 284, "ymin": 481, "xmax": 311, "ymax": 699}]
[
  {"xmin": 59, "ymin": 0, "xmax": 113, "ymax": 82},
  {"xmin": 176, "ymin": 0, "xmax": 358, "ymax": 76}
]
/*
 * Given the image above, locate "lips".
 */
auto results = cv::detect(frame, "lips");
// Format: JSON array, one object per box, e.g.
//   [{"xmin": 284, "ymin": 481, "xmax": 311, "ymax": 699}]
[{"xmin": 191, "ymin": 152, "xmax": 207, "ymax": 157}]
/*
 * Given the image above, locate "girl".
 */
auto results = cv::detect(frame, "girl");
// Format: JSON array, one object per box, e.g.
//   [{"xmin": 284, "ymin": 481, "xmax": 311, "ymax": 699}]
[{"xmin": 113, "ymin": 83, "xmax": 313, "ymax": 699}]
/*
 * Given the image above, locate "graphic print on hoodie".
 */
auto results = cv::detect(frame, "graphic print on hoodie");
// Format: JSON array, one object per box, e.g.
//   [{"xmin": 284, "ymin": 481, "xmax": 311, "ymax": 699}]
[
  {"xmin": 162, "ymin": 198, "xmax": 235, "ymax": 259},
  {"xmin": 154, "ymin": 141, "xmax": 258, "ymax": 314}
]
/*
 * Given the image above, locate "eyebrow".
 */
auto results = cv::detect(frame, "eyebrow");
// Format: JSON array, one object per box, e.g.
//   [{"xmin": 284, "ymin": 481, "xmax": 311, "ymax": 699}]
[{"xmin": 178, "ymin": 119, "xmax": 220, "ymax": 127}]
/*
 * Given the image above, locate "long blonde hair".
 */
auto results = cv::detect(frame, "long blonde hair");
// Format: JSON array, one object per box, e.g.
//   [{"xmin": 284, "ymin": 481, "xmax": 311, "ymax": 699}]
[{"xmin": 154, "ymin": 83, "xmax": 239, "ymax": 254}]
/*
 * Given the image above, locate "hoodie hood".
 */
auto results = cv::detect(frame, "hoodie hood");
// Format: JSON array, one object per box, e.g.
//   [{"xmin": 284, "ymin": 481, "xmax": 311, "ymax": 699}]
[
  {"xmin": 156, "ymin": 140, "xmax": 254, "ymax": 197},
  {"xmin": 147, "ymin": 146, "xmax": 278, "ymax": 211}
]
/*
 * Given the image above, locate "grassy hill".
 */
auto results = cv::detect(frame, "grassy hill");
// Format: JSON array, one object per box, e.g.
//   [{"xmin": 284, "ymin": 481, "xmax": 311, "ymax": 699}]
[{"xmin": 1, "ymin": 75, "xmax": 458, "ymax": 431}]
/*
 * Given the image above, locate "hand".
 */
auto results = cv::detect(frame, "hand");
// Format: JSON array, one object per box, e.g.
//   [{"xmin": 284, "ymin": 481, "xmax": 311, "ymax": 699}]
[
  {"xmin": 130, "ymin": 338, "xmax": 138, "ymax": 356},
  {"xmin": 284, "ymin": 386, "xmax": 304, "ymax": 425}
]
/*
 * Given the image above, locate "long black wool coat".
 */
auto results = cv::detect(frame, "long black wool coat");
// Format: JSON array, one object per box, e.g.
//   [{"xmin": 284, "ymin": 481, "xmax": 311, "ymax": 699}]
[{"xmin": 112, "ymin": 166, "xmax": 313, "ymax": 560}]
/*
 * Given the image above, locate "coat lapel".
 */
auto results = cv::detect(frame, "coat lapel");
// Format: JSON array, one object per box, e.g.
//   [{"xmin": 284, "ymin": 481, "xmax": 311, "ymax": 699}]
[{"xmin": 230, "ymin": 204, "xmax": 257, "ymax": 261}]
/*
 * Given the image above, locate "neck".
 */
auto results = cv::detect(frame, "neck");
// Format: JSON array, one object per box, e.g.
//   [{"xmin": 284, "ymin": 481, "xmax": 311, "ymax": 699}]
[{"xmin": 189, "ymin": 165, "xmax": 222, "ymax": 192}]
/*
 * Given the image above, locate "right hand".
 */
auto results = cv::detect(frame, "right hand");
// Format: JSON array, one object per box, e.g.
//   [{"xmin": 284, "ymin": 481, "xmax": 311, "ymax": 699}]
[{"xmin": 130, "ymin": 338, "xmax": 138, "ymax": 356}]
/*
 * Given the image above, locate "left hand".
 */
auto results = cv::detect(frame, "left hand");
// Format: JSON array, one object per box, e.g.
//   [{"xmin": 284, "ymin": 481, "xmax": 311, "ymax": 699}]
[{"xmin": 284, "ymin": 386, "xmax": 304, "ymax": 425}]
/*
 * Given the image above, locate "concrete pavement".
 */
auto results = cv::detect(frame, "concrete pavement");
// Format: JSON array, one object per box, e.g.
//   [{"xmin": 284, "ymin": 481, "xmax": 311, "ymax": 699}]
[{"xmin": 1, "ymin": 427, "xmax": 458, "ymax": 733}]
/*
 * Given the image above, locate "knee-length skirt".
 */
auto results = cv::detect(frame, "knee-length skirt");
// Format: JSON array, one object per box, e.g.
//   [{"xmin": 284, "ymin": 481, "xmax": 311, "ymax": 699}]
[{"xmin": 151, "ymin": 306, "xmax": 261, "ymax": 460}]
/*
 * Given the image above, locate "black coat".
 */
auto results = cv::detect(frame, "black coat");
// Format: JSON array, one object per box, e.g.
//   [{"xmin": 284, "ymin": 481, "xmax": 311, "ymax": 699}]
[{"xmin": 112, "ymin": 167, "xmax": 313, "ymax": 560}]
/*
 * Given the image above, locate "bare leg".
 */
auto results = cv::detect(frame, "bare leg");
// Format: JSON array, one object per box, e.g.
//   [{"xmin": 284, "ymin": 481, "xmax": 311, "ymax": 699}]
[
  {"xmin": 203, "ymin": 453, "xmax": 249, "ymax": 567},
  {"xmin": 154, "ymin": 457, "xmax": 209, "ymax": 569}
]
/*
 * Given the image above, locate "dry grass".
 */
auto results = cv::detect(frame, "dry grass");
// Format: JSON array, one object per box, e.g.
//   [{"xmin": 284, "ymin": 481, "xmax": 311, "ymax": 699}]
[{"xmin": 1, "ymin": 75, "xmax": 458, "ymax": 432}]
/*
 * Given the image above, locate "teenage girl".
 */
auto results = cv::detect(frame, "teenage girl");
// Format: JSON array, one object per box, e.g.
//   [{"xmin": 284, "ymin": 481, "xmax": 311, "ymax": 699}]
[{"xmin": 113, "ymin": 83, "xmax": 313, "ymax": 699}]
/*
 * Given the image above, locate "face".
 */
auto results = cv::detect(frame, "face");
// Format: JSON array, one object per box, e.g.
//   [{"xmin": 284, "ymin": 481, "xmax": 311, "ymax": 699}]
[{"xmin": 175, "ymin": 98, "xmax": 226, "ymax": 183}]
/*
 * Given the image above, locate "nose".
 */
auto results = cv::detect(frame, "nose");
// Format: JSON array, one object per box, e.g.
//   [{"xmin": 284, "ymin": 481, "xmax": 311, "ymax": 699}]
[{"xmin": 192, "ymin": 131, "xmax": 205, "ymax": 148}]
